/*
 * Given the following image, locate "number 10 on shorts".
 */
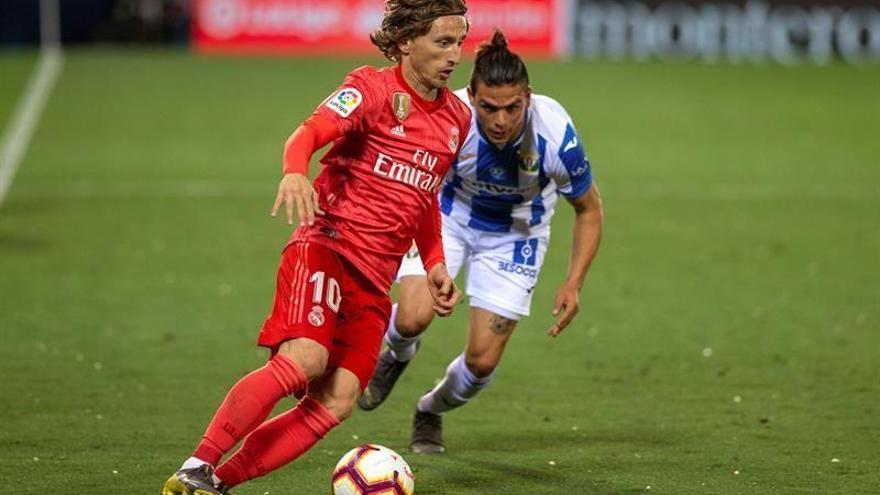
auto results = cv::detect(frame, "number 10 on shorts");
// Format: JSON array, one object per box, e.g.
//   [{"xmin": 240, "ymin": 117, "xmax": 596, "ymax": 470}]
[{"xmin": 310, "ymin": 271, "xmax": 342, "ymax": 313}]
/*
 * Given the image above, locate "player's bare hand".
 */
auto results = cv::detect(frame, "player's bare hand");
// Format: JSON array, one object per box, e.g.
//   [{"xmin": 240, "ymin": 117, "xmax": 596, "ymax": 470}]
[
  {"xmin": 271, "ymin": 173, "xmax": 325, "ymax": 226},
  {"xmin": 548, "ymin": 282, "xmax": 580, "ymax": 337},
  {"xmin": 427, "ymin": 263, "xmax": 460, "ymax": 317}
]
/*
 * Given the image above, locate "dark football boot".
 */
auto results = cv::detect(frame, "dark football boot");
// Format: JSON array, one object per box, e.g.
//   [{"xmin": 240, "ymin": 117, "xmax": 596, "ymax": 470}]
[
  {"xmin": 161, "ymin": 464, "xmax": 229, "ymax": 495},
  {"xmin": 357, "ymin": 343, "xmax": 419, "ymax": 411},
  {"xmin": 410, "ymin": 409, "xmax": 445, "ymax": 454}
]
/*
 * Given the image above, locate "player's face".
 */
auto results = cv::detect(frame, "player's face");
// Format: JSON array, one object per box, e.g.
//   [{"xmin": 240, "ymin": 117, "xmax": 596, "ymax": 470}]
[
  {"xmin": 469, "ymin": 82, "xmax": 531, "ymax": 147},
  {"xmin": 401, "ymin": 15, "xmax": 468, "ymax": 92}
]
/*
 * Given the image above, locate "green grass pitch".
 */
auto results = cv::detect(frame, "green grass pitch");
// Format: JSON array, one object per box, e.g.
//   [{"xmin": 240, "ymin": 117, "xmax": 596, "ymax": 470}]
[{"xmin": 0, "ymin": 50, "xmax": 878, "ymax": 494}]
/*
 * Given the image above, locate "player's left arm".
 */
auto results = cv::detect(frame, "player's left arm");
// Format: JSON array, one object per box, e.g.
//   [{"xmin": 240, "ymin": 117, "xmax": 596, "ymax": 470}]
[
  {"xmin": 549, "ymin": 183, "xmax": 603, "ymax": 336},
  {"xmin": 548, "ymin": 116, "xmax": 604, "ymax": 336},
  {"xmin": 415, "ymin": 195, "xmax": 461, "ymax": 317}
]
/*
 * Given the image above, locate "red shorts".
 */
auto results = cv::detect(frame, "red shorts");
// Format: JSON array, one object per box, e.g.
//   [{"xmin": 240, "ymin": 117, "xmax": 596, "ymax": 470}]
[{"xmin": 258, "ymin": 241, "xmax": 391, "ymax": 390}]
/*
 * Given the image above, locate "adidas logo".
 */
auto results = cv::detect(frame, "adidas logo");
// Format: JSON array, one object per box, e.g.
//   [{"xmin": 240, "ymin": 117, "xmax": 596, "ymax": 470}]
[{"xmin": 391, "ymin": 124, "xmax": 406, "ymax": 137}]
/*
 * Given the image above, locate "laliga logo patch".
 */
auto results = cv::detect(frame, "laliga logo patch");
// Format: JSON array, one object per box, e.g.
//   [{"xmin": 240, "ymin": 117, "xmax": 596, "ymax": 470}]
[
  {"xmin": 308, "ymin": 305, "xmax": 325, "ymax": 327},
  {"xmin": 448, "ymin": 127, "xmax": 460, "ymax": 152},
  {"xmin": 326, "ymin": 88, "xmax": 362, "ymax": 118}
]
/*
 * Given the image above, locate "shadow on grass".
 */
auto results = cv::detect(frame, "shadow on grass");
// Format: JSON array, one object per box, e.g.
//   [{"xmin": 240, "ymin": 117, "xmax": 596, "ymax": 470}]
[
  {"xmin": 411, "ymin": 427, "xmax": 678, "ymax": 494},
  {"xmin": 0, "ymin": 233, "xmax": 50, "ymax": 252},
  {"xmin": 416, "ymin": 456, "xmax": 653, "ymax": 495},
  {"xmin": 461, "ymin": 426, "xmax": 676, "ymax": 452}
]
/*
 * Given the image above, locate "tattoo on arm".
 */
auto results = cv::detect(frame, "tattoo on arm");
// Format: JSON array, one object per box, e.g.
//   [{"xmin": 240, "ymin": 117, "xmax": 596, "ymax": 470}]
[{"xmin": 489, "ymin": 315, "xmax": 517, "ymax": 336}]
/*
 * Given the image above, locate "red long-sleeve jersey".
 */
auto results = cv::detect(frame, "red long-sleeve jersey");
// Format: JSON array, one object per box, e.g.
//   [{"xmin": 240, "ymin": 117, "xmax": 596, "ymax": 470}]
[{"xmin": 286, "ymin": 65, "xmax": 471, "ymax": 293}]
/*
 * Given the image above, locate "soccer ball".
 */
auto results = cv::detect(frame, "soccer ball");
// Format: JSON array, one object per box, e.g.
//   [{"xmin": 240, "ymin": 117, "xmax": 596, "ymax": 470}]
[{"xmin": 332, "ymin": 444, "xmax": 415, "ymax": 495}]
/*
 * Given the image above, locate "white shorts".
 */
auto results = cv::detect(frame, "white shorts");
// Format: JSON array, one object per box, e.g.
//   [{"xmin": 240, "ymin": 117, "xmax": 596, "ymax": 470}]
[{"xmin": 397, "ymin": 217, "xmax": 549, "ymax": 320}]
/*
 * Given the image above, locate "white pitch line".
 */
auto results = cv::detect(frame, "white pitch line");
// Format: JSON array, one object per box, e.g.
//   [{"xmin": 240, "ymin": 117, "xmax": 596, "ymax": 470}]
[
  {"xmin": 0, "ymin": 49, "xmax": 63, "ymax": 208},
  {"xmin": 0, "ymin": 54, "xmax": 63, "ymax": 204}
]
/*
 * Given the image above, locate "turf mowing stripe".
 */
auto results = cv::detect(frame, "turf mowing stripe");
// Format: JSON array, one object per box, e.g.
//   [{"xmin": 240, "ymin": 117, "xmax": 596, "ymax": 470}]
[{"xmin": 6, "ymin": 179, "xmax": 878, "ymax": 202}]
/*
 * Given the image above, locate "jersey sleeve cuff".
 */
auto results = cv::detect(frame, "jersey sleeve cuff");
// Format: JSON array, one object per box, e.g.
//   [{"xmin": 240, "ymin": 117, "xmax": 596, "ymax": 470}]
[
  {"xmin": 421, "ymin": 256, "xmax": 445, "ymax": 274},
  {"xmin": 561, "ymin": 177, "xmax": 592, "ymax": 199}
]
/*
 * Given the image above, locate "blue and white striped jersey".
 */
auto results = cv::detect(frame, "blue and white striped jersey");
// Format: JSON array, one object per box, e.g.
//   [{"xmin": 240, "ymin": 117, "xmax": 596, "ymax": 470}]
[{"xmin": 440, "ymin": 89, "xmax": 592, "ymax": 236}]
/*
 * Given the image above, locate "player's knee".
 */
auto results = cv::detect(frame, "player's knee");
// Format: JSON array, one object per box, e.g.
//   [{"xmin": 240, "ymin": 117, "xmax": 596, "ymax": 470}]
[
  {"xmin": 298, "ymin": 354, "xmax": 329, "ymax": 380},
  {"xmin": 464, "ymin": 352, "xmax": 499, "ymax": 379},
  {"xmin": 395, "ymin": 308, "xmax": 432, "ymax": 337},
  {"xmin": 277, "ymin": 340, "xmax": 329, "ymax": 380},
  {"xmin": 328, "ymin": 397, "xmax": 356, "ymax": 422},
  {"xmin": 312, "ymin": 390, "xmax": 357, "ymax": 422}
]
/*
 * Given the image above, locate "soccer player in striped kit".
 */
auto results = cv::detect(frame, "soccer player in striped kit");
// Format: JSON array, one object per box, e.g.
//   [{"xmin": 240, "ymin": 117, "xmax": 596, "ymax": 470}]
[
  {"xmin": 162, "ymin": 2, "xmax": 471, "ymax": 493},
  {"xmin": 357, "ymin": 31, "xmax": 604, "ymax": 454}
]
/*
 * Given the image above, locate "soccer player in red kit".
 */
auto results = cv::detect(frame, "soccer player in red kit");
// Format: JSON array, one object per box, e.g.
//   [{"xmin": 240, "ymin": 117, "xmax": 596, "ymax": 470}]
[{"xmin": 161, "ymin": 2, "xmax": 471, "ymax": 494}]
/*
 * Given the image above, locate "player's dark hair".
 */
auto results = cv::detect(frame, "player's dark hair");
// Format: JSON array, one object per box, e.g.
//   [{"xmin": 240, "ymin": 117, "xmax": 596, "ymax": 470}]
[
  {"xmin": 469, "ymin": 30, "xmax": 529, "ymax": 92},
  {"xmin": 371, "ymin": 0, "xmax": 468, "ymax": 62}
]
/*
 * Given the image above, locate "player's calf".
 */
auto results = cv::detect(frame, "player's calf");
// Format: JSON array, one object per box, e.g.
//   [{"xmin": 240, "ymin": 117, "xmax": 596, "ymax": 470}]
[
  {"xmin": 464, "ymin": 310, "xmax": 517, "ymax": 377},
  {"xmin": 394, "ymin": 302, "xmax": 434, "ymax": 338},
  {"xmin": 417, "ymin": 353, "xmax": 496, "ymax": 416},
  {"xmin": 385, "ymin": 322, "xmax": 421, "ymax": 363},
  {"xmin": 213, "ymin": 396, "xmax": 340, "ymax": 489},
  {"xmin": 386, "ymin": 299, "xmax": 432, "ymax": 361},
  {"xmin": 191, "ymin": 353, "xmax": 309, "ymax": 467},
  {"xmin": 463, "ymin": 351, "xmax": 501, "ymax": 378},
  {"xmin": 359, "ymin": 302, "xmax": 427, "ymax": 412}
]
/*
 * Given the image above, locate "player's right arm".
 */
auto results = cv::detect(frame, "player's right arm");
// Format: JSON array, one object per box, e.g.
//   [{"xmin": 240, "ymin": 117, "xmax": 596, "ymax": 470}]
[
  {"xmin": 271, "ymin": 115, "xmax": 340, "ymax": 225},
  {"xmin": 271, "ymin": 67, "xmax": 380, "ymax": 226},
  {"xmin": 550, "ymin": 183, "xmax": 603, "ymax": 336}
]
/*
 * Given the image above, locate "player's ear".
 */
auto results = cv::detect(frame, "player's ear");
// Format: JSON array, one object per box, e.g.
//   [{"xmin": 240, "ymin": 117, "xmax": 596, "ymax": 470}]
[
  {"xmin": 398, "ymin": 39, "xmax": 413, "ymax": 57},
  {"xmin": 524, "ymin": 85, "xmax": 533, "ymax": 107},
  {"xmin": 467, "ymin": 86, "xmax": 475, "ymax": 106}
]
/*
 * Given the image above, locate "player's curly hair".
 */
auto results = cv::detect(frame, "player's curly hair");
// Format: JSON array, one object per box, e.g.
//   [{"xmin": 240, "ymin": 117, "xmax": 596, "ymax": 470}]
[
  {"xmin": 371, "ymin": 0, "xmax": 469, "ymax": 62},
  {"xmin": 469, "ymin": 30, "xmax": 530, "ymax": 91}
]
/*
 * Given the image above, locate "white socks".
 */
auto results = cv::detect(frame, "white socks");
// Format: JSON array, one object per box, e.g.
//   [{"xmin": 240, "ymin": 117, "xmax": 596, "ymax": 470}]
[
  {"xmin": 417, "ymin": 353, "xmax": 495, "ymax": 415},
  {"xmin": 384, "ymin": 304, "xmax": 420, "ymax": 362},
  {"xmin": 181, "ymin": 456, "xmax": 210, "ymax": 470},
  {"xmin": 181, "ymin": 456, "xmax": 222, "ymax": 484}
]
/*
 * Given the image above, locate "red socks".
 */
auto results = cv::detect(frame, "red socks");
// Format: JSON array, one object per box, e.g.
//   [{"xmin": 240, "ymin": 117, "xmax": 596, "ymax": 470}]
[
  {"xmin": 214, "ymin": 396, "xmax": 340, "ymax": 488},
  {"xmin": 193, "ymin": 354, "xmax": 307, "ymax": 466},
  {"xmin": 190, "ymin": 353, "xmax": 340, "ymax": 489}
]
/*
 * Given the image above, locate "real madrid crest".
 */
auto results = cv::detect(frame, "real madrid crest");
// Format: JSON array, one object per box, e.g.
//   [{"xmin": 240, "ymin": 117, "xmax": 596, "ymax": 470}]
[
  {"xmin": 392, "ymin": 92, "xmax": 411, "ymax": 122},
  {"xmin": 448, "ymin": 127, "xmax": 460, "ymax": 152},
  {"xmin": 308, "ymin": 305, "xmax": 325, "ymax": 327}
]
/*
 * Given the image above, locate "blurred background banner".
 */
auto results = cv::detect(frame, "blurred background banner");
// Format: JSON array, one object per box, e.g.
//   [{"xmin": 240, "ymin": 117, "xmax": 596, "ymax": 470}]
[
  {"xmin": 190, "ymin": 0, "xmax": 567, "ymax": 57},
  {"xmin": 0, "ymin": 0, "xmax": 878, "ymax": 62},
  {"xmin": 2, "ymin": 2, "xmax": 879, "ymax": 495},
  {"xmin": 573, "ymin": 1, "xmax": 880, "ymax": 65},
  {"xmin": 0, "ymin": 0, "xmax": 190, "ymax": 45}
]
